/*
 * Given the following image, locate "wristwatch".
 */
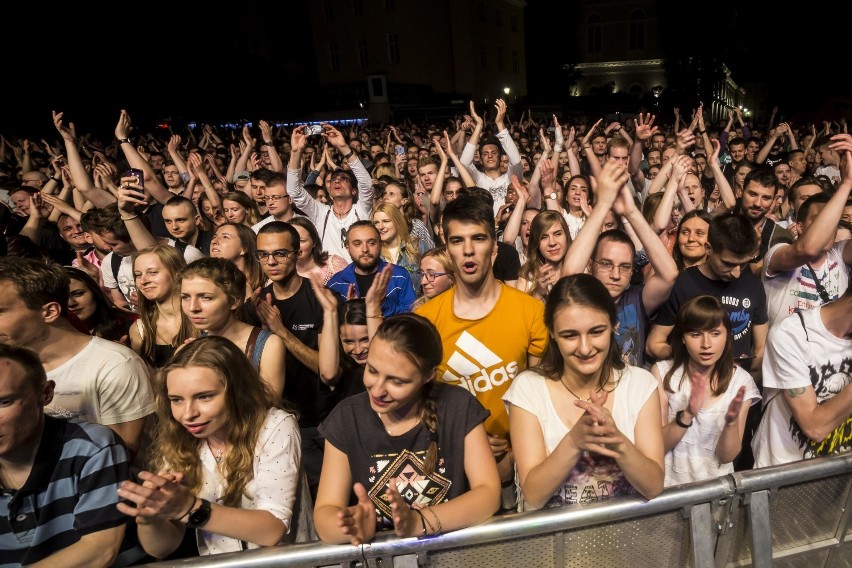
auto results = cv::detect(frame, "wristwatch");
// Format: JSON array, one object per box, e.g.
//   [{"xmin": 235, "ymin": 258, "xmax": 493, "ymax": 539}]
[
  {"xmin": 548, "ymin": 192, "xmax": 558, "ymax": 201},
  {"xmin": 675, "ymin": 410, "xmax": 693, "ymax": 428},
  {"xmin": 186, "ymin": 498, "xmax": 212, "ymax": 529}
]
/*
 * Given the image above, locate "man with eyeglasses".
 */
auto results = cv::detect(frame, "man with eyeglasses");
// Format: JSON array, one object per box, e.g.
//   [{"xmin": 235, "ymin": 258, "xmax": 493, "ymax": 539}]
[
  {"xmin": 251, "ymin": 172, "xmax": 300, "ymax": 232},
  {"xmin": 250, "ymin": 221, "xmax": 327, "ymax": 497},
  {"xmin": 287, "ymin": 124, "xmax": 373, "ymax": 262},
  {"xmin": 561, "ymin": 162, "xmax": 678, "ymax": 367},
  {"xmin": 326, "ymin": 221, "xmax": 415, "ymax": 316}
]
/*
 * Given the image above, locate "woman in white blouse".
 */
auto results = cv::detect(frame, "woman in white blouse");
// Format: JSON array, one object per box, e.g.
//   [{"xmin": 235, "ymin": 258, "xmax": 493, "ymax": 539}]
[
  {"xmin": 116, "ymin": 336, "xmax": 312, "ymax": 557},
  {"xmin": 651, "ymin": 295, "xmax": 759, "ymax": 486}
]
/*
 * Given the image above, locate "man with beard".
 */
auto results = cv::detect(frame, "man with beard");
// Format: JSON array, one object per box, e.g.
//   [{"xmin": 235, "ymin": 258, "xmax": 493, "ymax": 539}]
[
  {"xmin": 737, "ymin": 169, "xmax": 793, "ymax": 274},
  {"xmin": 326, "ymin": 221, "xmax": 415, "ymax": 316}
]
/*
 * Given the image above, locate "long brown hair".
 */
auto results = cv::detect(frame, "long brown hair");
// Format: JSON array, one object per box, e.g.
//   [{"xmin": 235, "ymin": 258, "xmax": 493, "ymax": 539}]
[
  {"xmin": 153, "ymin": 337, "xmax": 278, "ymax": 506},
  {"xmin": 534, "ymin": 274, "xmax": 625, "ymax": 389},
  {"xmin": 374, "ymin": 314, "xmax": 443, "ymax": 475},
  {"xmin": 663, "ymin": 295, "xmax": 734, "ymax": 396},
  {"xmin": 519, "ymin": 210, "xmax": 572, "ymax": 290},
  {"xmin": 133, "ymin": 245, "xmax": 196, "ymax": 366}
]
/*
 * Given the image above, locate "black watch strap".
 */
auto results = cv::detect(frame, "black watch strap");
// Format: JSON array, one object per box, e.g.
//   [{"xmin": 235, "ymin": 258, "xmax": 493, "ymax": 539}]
[
  {"xmin": 186, "ymin": 498, "xmax": 212, "ymax": 529},
  {"xmin": 675, "ymin": 410, "xmax": 693, "ymax": 428}
]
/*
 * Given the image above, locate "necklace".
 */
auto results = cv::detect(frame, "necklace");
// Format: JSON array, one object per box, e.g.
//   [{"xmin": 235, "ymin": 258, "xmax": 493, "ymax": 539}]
[
  {"xmin": 559, "ymin": 378, "xmax": 616, "ymax": 402},
  {"xmin": 208, "ymin": 442, "xmax": 226, "ymax": 464},
  {"xmin": 378, "ymin": 412, "xmax": 421, "ymax": 436},
  {"xmin": 559, "ymin": 378, "xmax": 591, "ymax": 402}
]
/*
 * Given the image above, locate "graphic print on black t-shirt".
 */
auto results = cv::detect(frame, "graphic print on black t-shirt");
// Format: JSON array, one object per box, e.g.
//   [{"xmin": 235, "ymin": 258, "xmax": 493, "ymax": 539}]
[
  {"xmin": 368, "ymin": 448, "xmax": 452, "ymax": 527},
  {"xmin": 791, "ymin": 356, "xmax": 852, "ymax": 459}
]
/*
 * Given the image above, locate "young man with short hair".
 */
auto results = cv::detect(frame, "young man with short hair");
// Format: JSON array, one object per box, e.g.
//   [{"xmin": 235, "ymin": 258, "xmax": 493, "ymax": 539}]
[
  {"xmin": 252, "ymin": 221, "xmax": 328, "ymax": 496},
  {"xmin": 0, "ymin": 258, "xmax": 155, "ymax": 458},
  {"xmin": 647, "ymin": 214, "xmax": 768, "ymax": 374},
  {"xmin": 562, "ymin": 162, "xmax": 678, "ymax": 367},
  {"xmin": 416, "ymin": 195, "xmax": 548, "ymax": 491},
  {"xmin": 326, "ymin": 221, "xmax": 415, "ymax": 315},
  {"xmin": 161, "ymin": 196, "xmax": 213, "ymax": 255},
  {"xmin": 752, "ymin": 285, "xmax": 852, "ymax": 467},
  {"xmin": 0, "ymin": 344, "xmax": 145, "ymax": 566},
  {"xmin": 252, "ymin": 172, "xmax": 298, "ymax": 232},
  {"xmin": 737, "ymin": 168, "xmax": 794, "ymax": 273},
  {"xmin": 458, "ymin": 100, "xmax": 524, "ymax": 214}
]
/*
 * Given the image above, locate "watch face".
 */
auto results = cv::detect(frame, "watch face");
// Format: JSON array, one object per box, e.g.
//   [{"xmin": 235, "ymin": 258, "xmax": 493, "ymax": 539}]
[
  {"xmin": 549, "ymin": 193, "xmax": 558, "ymax": 200},
  {"xmin": 187, "ymin": 499, "xmax": 212, "ymax": 528}
]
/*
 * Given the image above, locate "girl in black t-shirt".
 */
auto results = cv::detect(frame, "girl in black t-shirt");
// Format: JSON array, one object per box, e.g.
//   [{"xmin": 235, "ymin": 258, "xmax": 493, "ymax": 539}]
[{"xmin": 313, "ymin": 314, "xmax": 500, "ymax": 545}]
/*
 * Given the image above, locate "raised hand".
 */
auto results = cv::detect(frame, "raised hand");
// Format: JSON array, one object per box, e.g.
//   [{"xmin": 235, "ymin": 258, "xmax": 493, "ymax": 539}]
[
  {"xmin": 595, "ymin": 161, "xmax": 629, "ymax": 207},
  {"xmin": 291, "ymin": 126, "xmax": 307, "ymax": 153},
  {"xmin": 724, "ymin": 386, "xmax": 747, "ymax": 425},
  {"xmin": 494, "ymin": 98, "xmax": 508, "ymax": 131},
  {"xmin": 364, "ymin": 264, "xmax": 392, "ymax": 314},
  {"xmin": 309, "ymin": 274, "xmax": 340, "ymax": 313},
  {"xmin": 336, "ymin": 482, "xmax": 377, "ymax": 546},
  {"xmin": 322, "ymin": 123, "xmax": 347, "ymax": 149},
  {"xmin": 52, "ymin": 111, "xmax": 77, "ymax": 142},
  {"xmin": 687, "ymin": 370, "xmax": 709, "ymax": 417},
  {"xmin": 633, "ymin": 113, "xmax": 658, "ymax": 141},
  {"xmin": 675, "ymin": 129, "xmax": 696, "ymax": 154},
  {"xmin": 469, "ymin": 101, "xmax": 484, "ymax": 129},
  {"xmin": 254, "ymin": 291, "xmax": 287, "ymax": 336},
  {"xmin": 115, "ymin": 109, "xmax": 131, "ymax": 140}
]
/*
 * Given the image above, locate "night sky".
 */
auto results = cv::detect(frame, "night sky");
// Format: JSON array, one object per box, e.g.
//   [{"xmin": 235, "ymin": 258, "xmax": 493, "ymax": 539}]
[{"xmin": 3, "ymin": 2, "xmax": 848, "ymax": 140}]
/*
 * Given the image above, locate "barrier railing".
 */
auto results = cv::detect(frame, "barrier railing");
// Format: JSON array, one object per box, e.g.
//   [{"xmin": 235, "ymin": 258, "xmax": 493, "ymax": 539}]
[{"xmin": 146, "ymin": 452, "xmax": 852, "ymax": 567}]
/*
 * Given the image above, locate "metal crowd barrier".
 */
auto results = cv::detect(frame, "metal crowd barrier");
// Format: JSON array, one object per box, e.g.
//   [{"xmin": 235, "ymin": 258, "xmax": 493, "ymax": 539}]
[{"xmin": 147, "ymin": 452, "xmax": 852, "ymax": 568}]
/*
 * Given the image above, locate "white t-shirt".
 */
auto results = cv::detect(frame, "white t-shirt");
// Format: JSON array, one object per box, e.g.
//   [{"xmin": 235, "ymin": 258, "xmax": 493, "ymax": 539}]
[
  {"xmin": 503, "ymin": 366, "xmax": 657, "ymax": 510},
  {"xmin": 102, "ymin": 241, "xmax": 204, "ymax": 302},
  {"xmin": 752, "ymin": 306, "xmax": 852, "ymax": 468},
  {"xmin": 655, "ymin": 360, "xmax": 760, "ymax": 486},
  {"xmin": 762, "ymin": 239, "xmax": 850, "ymax": 328},
  {"xmin": 194, "ymin": 408, "xmax": 311, "ymax": 553},
  {"xmin": 560, "ymin": 210, "xmax": 586, "ymax": 241},
  {"xmin": 46, "ymin": 336, "xmax": 155, "ymax": 426}
]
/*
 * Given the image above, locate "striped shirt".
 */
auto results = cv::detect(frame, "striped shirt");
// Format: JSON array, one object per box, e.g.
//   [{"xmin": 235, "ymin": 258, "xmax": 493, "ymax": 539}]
[{"xmin": 0, "ymin": 416, "xmax": 146, "ymax": 567}]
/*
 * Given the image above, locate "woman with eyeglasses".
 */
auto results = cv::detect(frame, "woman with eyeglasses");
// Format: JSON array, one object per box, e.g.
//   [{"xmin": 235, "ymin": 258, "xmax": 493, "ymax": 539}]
[
  {"xmin": 411, "ymin": 246, "xmax": 455, "ymax": 310},
  {"xmin": 180, "ymin": 257, "xmax": 286, "ymax": 400},
  {"xmin": 651, "ymin": 296, "xmax": 758, "ymax": 486}
]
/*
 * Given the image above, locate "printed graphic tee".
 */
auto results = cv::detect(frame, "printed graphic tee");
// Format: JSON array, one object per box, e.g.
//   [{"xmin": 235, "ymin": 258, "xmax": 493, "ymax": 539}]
[
  {"xmin": 318, "ymin": 384, "xmax": 489, "ymax": 530},
  {"xmin": 753, "ymin": 306, "xmax": 852, "ymax": 467},
  {"xmin": 416, "ymin": 284, "xmax": 548, "ymax": 437}
]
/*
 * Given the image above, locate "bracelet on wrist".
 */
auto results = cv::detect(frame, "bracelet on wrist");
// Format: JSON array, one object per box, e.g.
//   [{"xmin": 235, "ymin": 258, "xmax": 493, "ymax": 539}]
[
  {"xmin": 120, "ymin": 214, "xmax": 139, "ymax": 222},
  {"xmin": 117, "ymin": 138, "xmax": 131, "ymax": 145},
  {"xmin": 414, "ymin": 508, "xmax": 428, "ymax": 536},
  {"xmin": 263, "ymin": 139, "xmax": 273, "ymax": 145},
  {"xmin": 173, "ymin": 497, "xmax": 198, "ymax": 522},
  {"xmin": 675, "ymin": 410, "xmax": 693, "ymax": 428},
  {"xmin": 341, "ymin": 150, "xmax": 354, "ymax": 161}
]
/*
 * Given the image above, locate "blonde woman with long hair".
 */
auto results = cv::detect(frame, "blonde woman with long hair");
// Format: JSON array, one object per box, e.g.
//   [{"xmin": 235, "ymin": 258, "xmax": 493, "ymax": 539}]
[
  {"xmin": 372, "ymin": 201, "xmax": 427, "ymax": 283},
  {"xmin": 117, "ymin": 336, "xmax": 312, "ymax": 557},
  {"xmin": 130, "ymin": 245, "xmax": 198, "ymax": 368}
]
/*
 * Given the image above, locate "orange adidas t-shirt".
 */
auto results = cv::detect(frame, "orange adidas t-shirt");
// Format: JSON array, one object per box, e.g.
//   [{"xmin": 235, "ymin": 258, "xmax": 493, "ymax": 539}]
[{"xmin": 416, "ymin": 284, "xmax": 548, "ymax": 438}]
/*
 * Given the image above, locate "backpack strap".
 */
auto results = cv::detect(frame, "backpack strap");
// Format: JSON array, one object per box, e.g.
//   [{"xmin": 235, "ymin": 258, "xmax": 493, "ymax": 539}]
[
  {"xmin": 244, "ymin": 327, "xmax": 272, "ymax": 370},
  {"xmin": 111, "ymin": 253, "xmax": 123, "ymax": 282}
]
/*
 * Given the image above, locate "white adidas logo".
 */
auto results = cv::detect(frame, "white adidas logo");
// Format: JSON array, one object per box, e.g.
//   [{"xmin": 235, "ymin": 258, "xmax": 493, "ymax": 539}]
[{"xmin": 443, "ymin": 331, "xmax": 519, "ymax": 392}]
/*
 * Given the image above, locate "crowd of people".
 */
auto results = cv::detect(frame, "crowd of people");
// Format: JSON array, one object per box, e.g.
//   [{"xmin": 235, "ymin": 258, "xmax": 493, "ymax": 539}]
[{"xmin": 0, "ymin": 101, "xmax": 849, "ymax": 565}]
